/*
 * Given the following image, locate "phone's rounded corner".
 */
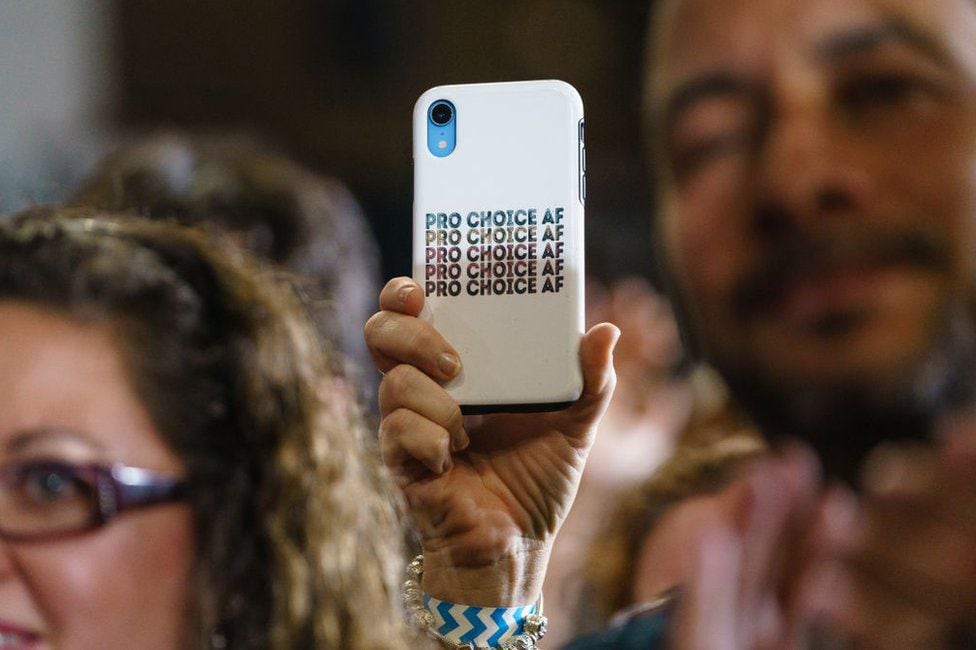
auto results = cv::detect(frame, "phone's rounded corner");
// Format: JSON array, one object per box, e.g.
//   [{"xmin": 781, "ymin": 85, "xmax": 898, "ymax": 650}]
[
  {"xmin": 537, "ymin": 377, "xmax": 584, "ymax": 411},
  {"xmin": 543, "ymin": 80, "xmax": 584, "ymax": 114},
  {"xmin": 414, "ymin": 86, "xmax": 447, "ymax": 124},
  {"xmin": 567, "ymin": 382, "xmax": 584, "ymax": 406},
  {"xmin": 562, "ymin": 364, "xmax": 585, "ymax": 406}
]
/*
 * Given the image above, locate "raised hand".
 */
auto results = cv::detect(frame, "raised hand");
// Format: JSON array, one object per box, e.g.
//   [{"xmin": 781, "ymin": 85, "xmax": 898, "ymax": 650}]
[
  {"xmin": 817, "ymin": 427, "xmax": 976, "ymax": 649},
  {"xmin": 365, "ymin": 277, "xmax": 619, "ymax": 605},
  {"xmin": 670, "ymin": 445, "xmax": 846, "ymax": 649}
]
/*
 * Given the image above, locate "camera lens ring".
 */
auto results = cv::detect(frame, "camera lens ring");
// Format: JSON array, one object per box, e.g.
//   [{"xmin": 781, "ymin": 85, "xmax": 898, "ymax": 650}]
[{"xmin": 430, "ymin": 101, "xmax": 454, "ymax": 126}]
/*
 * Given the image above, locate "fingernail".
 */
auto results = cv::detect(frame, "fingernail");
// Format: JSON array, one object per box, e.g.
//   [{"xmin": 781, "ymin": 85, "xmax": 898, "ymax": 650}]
[
  {"xmin": 438, "ymin": 352, "xmax": 461, "ymax": 377},
  {"xmin": 398, "ymin": 283, "xmax": 415, "ymax": 303}
]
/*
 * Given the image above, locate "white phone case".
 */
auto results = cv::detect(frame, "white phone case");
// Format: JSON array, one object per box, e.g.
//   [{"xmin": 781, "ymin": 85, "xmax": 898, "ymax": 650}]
[{"xmin": 413, "ymin": 80, "xmax": 585, "ymax": 413}]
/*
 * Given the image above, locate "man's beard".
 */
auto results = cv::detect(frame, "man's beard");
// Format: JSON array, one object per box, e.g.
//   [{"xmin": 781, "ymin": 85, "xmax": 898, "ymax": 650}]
[
  {"xmin": 714, "ymin": 303, "xmax": 976, "ymax": 484},
  {"xmin": 662, "ymin": 224, "xmax": 976, "ymax": 484}
]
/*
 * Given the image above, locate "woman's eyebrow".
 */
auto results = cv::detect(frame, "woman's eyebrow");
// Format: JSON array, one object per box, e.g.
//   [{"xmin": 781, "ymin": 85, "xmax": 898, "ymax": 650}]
[{"xmin": 3, "ymin": 427, "xmax": 106, "ymax": 454}]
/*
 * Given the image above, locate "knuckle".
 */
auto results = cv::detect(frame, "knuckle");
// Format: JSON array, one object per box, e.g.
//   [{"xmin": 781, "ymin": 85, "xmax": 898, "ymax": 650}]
[
  {"xmin": 378, "ymin": 432, "xmax": 397, "ymax": 466},
  {"xmin": 385, "ymin": 406, "xmax": 412, "ymax": 435},
  {"xmin": 415, "ymin": 429, "xmax": 449, "ymax": 467},
  {"xmin": 362, "ymin": 311, "xmax": 391, "ymax": 345},
  {"xmin": 378, "ymin": 408, "xmax": 412, "ymax": 455},
  {"xmin": 381, "ymin": 364, "xmax": 415, "ymax": 398}
]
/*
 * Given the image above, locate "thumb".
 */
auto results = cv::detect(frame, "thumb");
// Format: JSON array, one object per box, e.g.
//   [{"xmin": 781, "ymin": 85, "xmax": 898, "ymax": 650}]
[{"xmin": 564, "ymin": 322, "xmax": 619, "ymax": 434}]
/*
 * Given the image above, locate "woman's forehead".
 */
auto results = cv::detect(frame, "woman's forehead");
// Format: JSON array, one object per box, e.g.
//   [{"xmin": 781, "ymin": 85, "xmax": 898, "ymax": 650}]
[{"xmin": 0, "ymin": 302, "xmax": 182, "ymax": 472}]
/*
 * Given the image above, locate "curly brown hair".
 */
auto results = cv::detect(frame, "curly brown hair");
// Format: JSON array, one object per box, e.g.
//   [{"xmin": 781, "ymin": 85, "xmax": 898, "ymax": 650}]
[
  {"xmin": 0, "ymin": 207, "xmax": 409, "ymax": 649},
  {"xmin": 70, "ymin": 132, "xmax": 382, "ymax": 405}
]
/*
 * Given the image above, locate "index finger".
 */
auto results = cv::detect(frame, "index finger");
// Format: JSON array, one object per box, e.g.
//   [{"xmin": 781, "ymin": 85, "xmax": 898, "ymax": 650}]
[
  {"xmin": 366, "ymin": 277, "xmax": 462, "ymax": 381},
  {"xmin": 364, "ymin": 311, "xmax": 461, "ymax": 380}
]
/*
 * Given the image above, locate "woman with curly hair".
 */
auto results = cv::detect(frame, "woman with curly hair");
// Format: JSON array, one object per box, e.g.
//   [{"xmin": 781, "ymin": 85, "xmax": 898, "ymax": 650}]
[{"xmin": 0, "ymin": 207, "xmax": 410, "ymax": 649}]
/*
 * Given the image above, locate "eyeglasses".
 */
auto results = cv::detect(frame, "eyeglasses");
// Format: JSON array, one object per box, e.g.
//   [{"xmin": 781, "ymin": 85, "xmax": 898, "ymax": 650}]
[{"xmin": 0, "ymin": 460, "xmax": 188, "ymax": 542}]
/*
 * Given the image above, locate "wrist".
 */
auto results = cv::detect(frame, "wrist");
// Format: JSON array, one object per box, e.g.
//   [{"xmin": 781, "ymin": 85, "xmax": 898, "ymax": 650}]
[
  {"xmin": 404, "ymin": 555, "xmax": 549, "ymax": 650},
  {"xmin": 420, "ymin": 545, "xmax": 551, "ymax": 607}
]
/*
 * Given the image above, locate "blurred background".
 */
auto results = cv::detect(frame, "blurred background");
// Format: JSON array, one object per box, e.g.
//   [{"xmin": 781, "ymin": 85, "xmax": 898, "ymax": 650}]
[{"xmin": 0, "ymin": 0, "xmax": 655, "ymax": 281}]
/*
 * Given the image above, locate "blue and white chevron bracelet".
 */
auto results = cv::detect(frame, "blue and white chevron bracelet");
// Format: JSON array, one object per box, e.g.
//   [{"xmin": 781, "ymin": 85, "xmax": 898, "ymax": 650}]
[{"xmin": 403, "ymin": 555, "xmax": 548, "ymax": 650}]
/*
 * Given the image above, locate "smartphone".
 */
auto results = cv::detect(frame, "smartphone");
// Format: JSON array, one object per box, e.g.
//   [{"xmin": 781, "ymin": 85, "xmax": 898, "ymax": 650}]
[{"xmin": 413, "ymin": 80, "xmax": 586, "ymax": 413}]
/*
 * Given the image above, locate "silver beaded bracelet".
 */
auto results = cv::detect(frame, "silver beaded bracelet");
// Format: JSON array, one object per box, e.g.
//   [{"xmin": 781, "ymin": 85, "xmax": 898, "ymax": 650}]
[{"xmin": 403, "ymin": 555, "xmax": 549, "ymax": 650}]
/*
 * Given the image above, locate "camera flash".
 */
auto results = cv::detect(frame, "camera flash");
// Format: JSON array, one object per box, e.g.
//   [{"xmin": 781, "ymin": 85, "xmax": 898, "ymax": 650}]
[{"xmin": 438, "ymin": 140, "xmax": 447, "ymax": 149}]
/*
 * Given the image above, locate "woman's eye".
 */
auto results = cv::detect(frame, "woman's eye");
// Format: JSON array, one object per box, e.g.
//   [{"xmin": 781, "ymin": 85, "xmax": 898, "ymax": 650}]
[{"xmin": 16, "ymin": 465, "xmax": 84, "ymax": 505}]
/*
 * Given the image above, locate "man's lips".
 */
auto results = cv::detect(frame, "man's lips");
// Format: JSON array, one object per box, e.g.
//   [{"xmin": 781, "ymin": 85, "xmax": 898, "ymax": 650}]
[
  {"xmin": 731, "ymin": 229, "xmax": 950, "ymax": 323},
  {"xmin": 776, "ymin": 264, "xmax": 890, "ymax": 327}
]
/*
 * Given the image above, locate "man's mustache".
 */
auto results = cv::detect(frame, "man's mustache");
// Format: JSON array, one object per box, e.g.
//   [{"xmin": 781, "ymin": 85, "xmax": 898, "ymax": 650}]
[{"xmin": 732, "ymin": 228, "xmax": 952, "ymax": 321}]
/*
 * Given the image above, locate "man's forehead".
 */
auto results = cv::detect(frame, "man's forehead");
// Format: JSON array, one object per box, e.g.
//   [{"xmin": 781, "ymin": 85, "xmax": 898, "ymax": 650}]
[{"xmin": 652, "ymin": 0, "xmax": 976, "ymax": 88}]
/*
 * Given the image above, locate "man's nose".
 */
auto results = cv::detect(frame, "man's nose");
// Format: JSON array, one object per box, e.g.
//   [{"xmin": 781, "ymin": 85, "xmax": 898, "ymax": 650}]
[{"xmin": 752, "ymin": 101, "xmax": 872, "ymax": 238}]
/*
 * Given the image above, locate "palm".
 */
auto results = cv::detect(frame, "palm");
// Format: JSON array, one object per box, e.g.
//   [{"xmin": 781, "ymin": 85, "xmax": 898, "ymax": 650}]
[{"xmin": 404, "ymin": 410, "xmax": 595, "ymax": 566}]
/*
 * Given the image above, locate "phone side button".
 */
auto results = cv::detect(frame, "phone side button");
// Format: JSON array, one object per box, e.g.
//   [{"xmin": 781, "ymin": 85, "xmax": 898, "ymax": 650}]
[{"xmin": 580, "ymin": 174, "xmax": 587, "ymax": 203}]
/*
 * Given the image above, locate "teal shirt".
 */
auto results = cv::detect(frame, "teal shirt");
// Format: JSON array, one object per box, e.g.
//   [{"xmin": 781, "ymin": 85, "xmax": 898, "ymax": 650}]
[{"xmin": 561, "ymin": 608, "xmax": 669, "ymax": 649}]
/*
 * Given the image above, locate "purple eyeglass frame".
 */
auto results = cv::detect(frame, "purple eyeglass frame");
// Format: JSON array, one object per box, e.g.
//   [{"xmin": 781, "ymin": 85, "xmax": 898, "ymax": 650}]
[{"xmin": 0, "ymin": 461, "xmax": 188, "ymax": 542}]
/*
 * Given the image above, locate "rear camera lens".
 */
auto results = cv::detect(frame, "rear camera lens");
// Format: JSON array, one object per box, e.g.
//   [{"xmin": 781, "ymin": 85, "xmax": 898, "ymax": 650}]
[{"xmin": 431, "ymin": 102, "xmax": 453, "ymax": 126}]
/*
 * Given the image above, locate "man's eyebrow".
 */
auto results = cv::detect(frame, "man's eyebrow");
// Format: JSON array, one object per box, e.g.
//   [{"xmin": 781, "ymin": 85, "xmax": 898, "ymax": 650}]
[
  {"xmin": 815, "ymin": 19, "xmax": 950, "ymax": 67},
  {"xmin": 664, "ymin": 72, "xmax": 755, "ymax": 127},
  {"xmin": 4, "ymin": 427, "xmax": 105, "ymax": 454}
]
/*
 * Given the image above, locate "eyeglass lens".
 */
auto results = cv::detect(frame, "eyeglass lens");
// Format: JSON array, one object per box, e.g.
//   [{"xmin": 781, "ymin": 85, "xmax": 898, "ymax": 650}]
[{"xmin": 0, "ymin": 463, "xmax": 98, "ymax": 538}]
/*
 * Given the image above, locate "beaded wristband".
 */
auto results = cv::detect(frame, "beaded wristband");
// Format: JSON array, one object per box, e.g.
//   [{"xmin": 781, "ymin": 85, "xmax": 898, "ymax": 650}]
[
  {"xmin": 424, "ymin": 593, "xmax": 538, "ymax": 647},
  {"xmin": 403, "ymin": 555, "xmax": 548, "ymax": 650}
]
